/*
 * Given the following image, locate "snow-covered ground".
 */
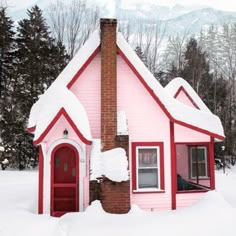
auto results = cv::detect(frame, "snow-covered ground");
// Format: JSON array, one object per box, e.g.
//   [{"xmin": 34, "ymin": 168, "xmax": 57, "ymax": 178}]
[{"xmin": 0, "ymin": 167, "xmax": 235, "ymax": 236}]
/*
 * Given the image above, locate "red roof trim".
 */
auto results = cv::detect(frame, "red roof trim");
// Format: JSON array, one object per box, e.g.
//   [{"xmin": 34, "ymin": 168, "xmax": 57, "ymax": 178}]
[
  {"xmin": 117, "ymin": 46, "xmax": 224, "ymax": 140},
  {"xmin": 67, "ymin": 46, "xmax": 100, "ymax": 89},
  {"xmin": 33, "ymin": 107, "xmax": 92, "ymax": 145},
  {"xmin": 27, "ymin": 126, "xmax": 36, "ymax": 133},
  {"xmin": 174, "ymin": 86, "xmax": 200, "ymax": 110}
]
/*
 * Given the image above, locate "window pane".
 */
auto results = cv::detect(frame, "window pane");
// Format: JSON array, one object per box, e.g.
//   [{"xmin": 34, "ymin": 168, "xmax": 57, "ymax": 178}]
[
  {"xmin": 192, "ymin": 163, "xmax": 197, "ymax": 177},
  {"xmin": 138, "ymin": 149, "xmax": 157, "ymax": 167},
  {"xmin": 64, "ymin": 163, "xmax": 68, "ymax": 172},
  {"xmin": 198, "ymin": 163, "xmax": 206, "ymax": 176},
  {"xmin": 55, "ymin": 158, "xmax": 60, "ymax": 168},
  {"xmin": 138, "ymin": 169, "xmax": 158, "ymax": 188},
  {"xmin": 191, "ymin": 148, "xmax": 197, "ymax": 162},
  {"xmin": 197, "ymin": 149, "xmax": 205, "ymax": 162}
]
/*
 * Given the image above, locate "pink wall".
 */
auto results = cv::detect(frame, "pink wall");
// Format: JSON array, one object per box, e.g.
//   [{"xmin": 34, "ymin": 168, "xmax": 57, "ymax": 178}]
[
  {"xmin": 175, "ymin": 124, "xmax": 210, "ymax": 143},
  {"xmin": 70, "ymin": 54, "xmax": 101, "ymax": 139},
  {"xmin": 42, "ymin": 115, "xmax": 84, "ymax": 153},
  {"xmin": 176, "ymin": 192, "xmax": 206, "ymax": 208},
  {"xmin": 117, "ymin": 55, "xmax": 172, "ymax": 211},
  {"xmin": 175, "ymin": 90, "xmax": 198, "ymax": 109}
]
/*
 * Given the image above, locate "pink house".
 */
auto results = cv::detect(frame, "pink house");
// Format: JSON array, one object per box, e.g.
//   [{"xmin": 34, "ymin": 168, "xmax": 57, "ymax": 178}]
[{"xmin": 28, "ymin": 19, "xmax": 224, "ymax": 217}]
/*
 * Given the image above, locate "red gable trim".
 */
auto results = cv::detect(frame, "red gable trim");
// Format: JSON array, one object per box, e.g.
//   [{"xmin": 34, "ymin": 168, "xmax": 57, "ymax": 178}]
[
  {"xmin": 174, "ymin": 86, "xmax": 200, "ymax": 110},
  {"xmin": 67, "ymin": 46, "xmax": 100, "ymax": 89},
  {"xmin": 117, "ymin": 46, "xmax": 224, "ymax": 141},
  {"xmin": 27, "ymin": 126, "xmax": 36, "ymax": 133},
  {"xmin": 33, "ymin": 108, "xmax": 92, "ymax": 145}
]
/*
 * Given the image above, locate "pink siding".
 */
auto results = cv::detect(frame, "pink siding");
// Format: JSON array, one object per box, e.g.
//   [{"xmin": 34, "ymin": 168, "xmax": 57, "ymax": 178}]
[
  {"xmin": 176, "ymin": 192, "xmax": 206, "ymax": 208},
  {"xmin": 175, "ymin": 90, "xmax": 198, "ymax": 109},
  {"xmin": 42, "ymin": 115, "xmax": 84, "ymax": 153},
  {"xmin": 131, "ymin": 193, "xmax": 171, "ymax": 211},
  {"xmin": 117, "ymin": 55, "xmax": 172, "ymax": 210},
  {"xmin": 175, "ymin": 124, "xmax": 210, "ymax": 143},
  {"xmin": 70, "ymin": 54, "xmax": 101, "ymax": 138}
]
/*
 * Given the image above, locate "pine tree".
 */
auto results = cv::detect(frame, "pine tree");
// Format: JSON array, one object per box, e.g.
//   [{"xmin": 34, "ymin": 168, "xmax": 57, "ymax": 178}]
[
  {"xmin": 10, "ymin": 5, "xmax": 69, "ymax": 169},
  {"xmin": 0, "ymin": 7, "xmax": 15, "ymax": 98},
  {"xmin": 0, "ymin": 7, "xmax": 17, "ymax": 165}
]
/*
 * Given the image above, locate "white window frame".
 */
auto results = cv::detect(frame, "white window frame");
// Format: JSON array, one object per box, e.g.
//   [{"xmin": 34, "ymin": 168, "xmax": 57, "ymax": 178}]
[
  {"xmin": 190, "ymin": 146, "xmax": 208, "ymax": 179},
  {"xmin": 136, "ymin": 146, "xmax": 161, "ymax": 190}
]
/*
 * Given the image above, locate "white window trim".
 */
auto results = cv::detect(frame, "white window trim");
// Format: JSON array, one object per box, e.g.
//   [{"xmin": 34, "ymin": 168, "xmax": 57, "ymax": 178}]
[
  {"xmin": 136, "ymin": 146, "xmax": 161, "ymax": 190},
  {"xmin": 190, "ymin": 146, "xmax": 208, "ymax": 179}
]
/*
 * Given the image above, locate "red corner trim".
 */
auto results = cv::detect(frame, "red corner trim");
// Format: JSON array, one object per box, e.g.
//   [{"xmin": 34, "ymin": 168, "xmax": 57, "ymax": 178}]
[
  {"xmin": 33, "ymin": 108, "xmax": 92, "ymax": 145},
  {"xmin": 170, "ymin": 121, "xmax": 176, "ymax": 210},
  {"xmin": 27, "ymin": 126, "xmax": 36, "ymax": 133},
  {"xmin": 131, "ymin": 142, "xmax": 165, "ymax": 191},
  {"xmin": 38, "ymin": 146, "xmax": 44, "ymax": 214},
  {"xmin": 174, "ymin": 86, "xmax": 200, "ymax": 109},
  {"xmin": 67, "ymin": 46, "xmax": 100, "ymax": 89},
  {"xmin": 209, "ymin": 137, "xmax": 215, "ymax": 190},
  {"xmin": 117, "ymin": 46, "xmax": 224, "ymax": 140}
]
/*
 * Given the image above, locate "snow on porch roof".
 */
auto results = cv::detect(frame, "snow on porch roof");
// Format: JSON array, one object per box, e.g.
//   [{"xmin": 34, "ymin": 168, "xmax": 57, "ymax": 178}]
[{"xmin": 165, "ymin": 77, "xmax": 211, "ymax": 113}]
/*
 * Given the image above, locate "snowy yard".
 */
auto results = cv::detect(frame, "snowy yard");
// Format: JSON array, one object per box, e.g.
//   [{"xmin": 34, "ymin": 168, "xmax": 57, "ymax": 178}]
[{"xmin": 0, "ymin": 167, "xmax": 236, "ymax": 236}]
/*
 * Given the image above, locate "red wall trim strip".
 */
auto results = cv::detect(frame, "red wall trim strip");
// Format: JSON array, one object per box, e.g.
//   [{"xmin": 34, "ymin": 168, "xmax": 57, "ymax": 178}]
[
  {"xmin": 33, "ymin": 108, "xmax": 92, "ymax": 145},
  {"xmin": 170, "ymin": 121, "xmax": 176, "ymax": 210},
  {"xmin": 209, "ymin": 137, "xmax": 215, "ymax": 189},
  {"xmin": 38, "ymin": 146, "xmax": 43, "ymax": 214},
  {"xmin": 67, "ymin": 46, "xmax": 100, "ymax": 89}
]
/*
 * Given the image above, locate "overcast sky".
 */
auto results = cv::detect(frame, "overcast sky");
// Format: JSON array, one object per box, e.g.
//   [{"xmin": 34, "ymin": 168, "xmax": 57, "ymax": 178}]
[
  {"xmin": 6, "ymin": 0, "xmax": 236, "ymax": 13},
  {"xmin": 120, "ymin": 0, "xmax": 236, "ymax": 11}
]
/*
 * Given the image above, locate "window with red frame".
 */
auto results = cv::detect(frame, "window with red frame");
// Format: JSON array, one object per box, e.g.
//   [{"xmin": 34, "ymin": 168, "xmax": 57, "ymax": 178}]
[{"xmin": 132, "ymin": 143, "xmax": 164, "ymax": 191}]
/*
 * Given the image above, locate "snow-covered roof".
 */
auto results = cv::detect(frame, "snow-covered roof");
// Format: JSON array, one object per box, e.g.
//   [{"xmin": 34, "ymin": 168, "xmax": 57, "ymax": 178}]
[
  {"xmin": 28, "ymin": 30, "xmax": 100, "ymax": 143},
  {"xmin": 28, "ymin": 27, "xmax": 224, "ymax": 142},
  {"xmin": 117, "ymin": 33, "xmax": 224, "ymax": 139},
  {"xmin": 165, "ymin": 77, "xmax": 212, "ymax": 113},
  {"xmin": 28, "ymin": 80, "xmax": 91, "ymax": 143},
  {"xmin": 90, "ymin": 139, "xmax": 129, "ymax": 182}
]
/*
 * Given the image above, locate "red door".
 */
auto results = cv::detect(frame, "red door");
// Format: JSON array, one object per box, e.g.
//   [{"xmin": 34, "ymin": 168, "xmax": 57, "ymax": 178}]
[{"xmin": 51, "ymin": 144, "xmax": 79, "ymax": 217}]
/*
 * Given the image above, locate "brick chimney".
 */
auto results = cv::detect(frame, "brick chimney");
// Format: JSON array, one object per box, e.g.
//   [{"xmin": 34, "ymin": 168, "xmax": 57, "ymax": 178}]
[
  {"xmin": 99, "ymin": 18, "xmax": 130, "ymax": 214},
  {"xmin": 100, "ymin": 18, "xmax": 117, "ymax": 151}
]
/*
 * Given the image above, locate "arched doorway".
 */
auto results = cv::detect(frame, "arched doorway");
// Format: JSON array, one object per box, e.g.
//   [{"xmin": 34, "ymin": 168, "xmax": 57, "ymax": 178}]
[{"xmin": 51, "ymin": 144, "xmax": 79, "ymax": 217}]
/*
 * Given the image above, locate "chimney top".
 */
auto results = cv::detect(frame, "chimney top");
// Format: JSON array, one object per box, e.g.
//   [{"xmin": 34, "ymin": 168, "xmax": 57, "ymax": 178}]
[{"xmin": 100, "ymin": 18, "xmax": 117, "ymax": 28}]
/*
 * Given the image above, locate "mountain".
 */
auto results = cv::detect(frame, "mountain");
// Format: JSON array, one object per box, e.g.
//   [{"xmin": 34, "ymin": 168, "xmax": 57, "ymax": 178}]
[
  {"xmin": 5, "ymin": 1, "xmax": 236, "ymax": 37},
  {"xmin": 163, "ymin": 7, "xmax": 236, "ymax": 36}
]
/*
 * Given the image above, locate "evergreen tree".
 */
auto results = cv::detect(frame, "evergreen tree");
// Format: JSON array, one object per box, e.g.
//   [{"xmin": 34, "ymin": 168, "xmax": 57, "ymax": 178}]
[
  {"xmin": 0, "ymin": 7, "xmax": 17, "ymax": 164},
  {"xmin": 0, "ymin": 7, "xmax": 15, "ymax": 98},
  {"xmin": 9, "ymin": 5, "xmax": 69, "ymax": 169},
  {"xmin": 177, "ymin": 38, "xmax": 215, "ymax": 111}
]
